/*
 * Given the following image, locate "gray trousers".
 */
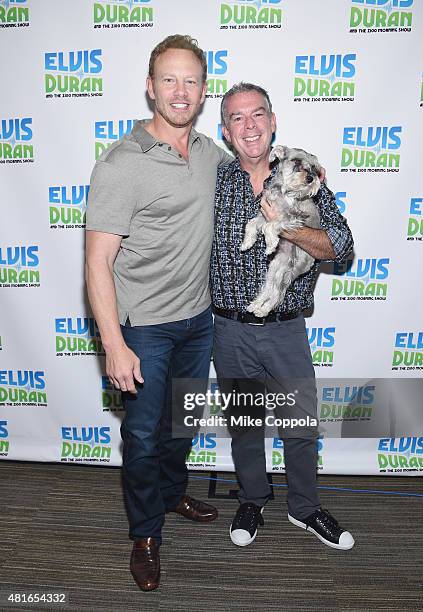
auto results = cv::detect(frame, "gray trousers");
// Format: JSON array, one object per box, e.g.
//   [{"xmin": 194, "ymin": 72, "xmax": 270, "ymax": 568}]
[{"xmin": 213, "ymin": 313, "xmax": 321, "ymax": 520}]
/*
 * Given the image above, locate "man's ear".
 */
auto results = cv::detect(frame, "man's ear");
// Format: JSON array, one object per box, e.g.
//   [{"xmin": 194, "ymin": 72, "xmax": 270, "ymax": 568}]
[
  {"xmin": 146, "ymin": 76, "xmax": 155, "ymax": 101},
  {"xmin": 222, "ymin": 124, "xmax": 231, "ymax": 144},
  {"xmin": 200, "ymin": 80, "xmax": 207, "ymax": 104},
  {"xmin": 271, "ymin": 112, "xmax": 276, "ymax": 135}
]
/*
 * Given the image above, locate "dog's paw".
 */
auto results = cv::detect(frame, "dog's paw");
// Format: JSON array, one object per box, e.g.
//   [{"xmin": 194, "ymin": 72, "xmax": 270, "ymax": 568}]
[
  {"xmin": 265, "ymin": 237, "xmax": 279, "ymax": 255},
  {"xmin": 240, "ymin": 239, "xmax": 254, "ymax": 252},
  {"xmin": 247, "ymin": 300, "xmax": 271, "ymax": 318},
  {"xmin": 262, "ymin": 225, "xmax": 280, "ymax": 254},
  {"xmin": 252, "ymin": 306, "xmax": 271, "ymax": 317}
]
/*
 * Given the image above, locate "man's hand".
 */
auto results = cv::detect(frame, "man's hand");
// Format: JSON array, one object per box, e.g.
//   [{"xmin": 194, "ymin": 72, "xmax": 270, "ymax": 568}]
[
  {"xmin": 106, "ymin": 343, "xmax": 144, "ymax": 393},
  {"xmin": 260, "ymin": 200, "xmax": 302, "ymax": 244},
  {"xmin": 260, "ymin": 198, "xmax": 278, "ymax": 222}
]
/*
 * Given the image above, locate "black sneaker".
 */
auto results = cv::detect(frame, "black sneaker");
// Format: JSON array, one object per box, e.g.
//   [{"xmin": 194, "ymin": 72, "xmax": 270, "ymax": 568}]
[
  {"xmin": 288, "ymin": 508, "xmax": 354, "ymax": 550},
  {"xmin": 230, "ymin": 502, "xmax": 264, "ymax": 546}
]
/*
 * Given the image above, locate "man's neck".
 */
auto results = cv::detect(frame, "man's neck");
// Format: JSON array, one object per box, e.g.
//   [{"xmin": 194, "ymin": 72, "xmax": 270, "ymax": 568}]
[
  {"xmin": 144, "ymin": 114, "xmax": 192, "ymax": 151},
  {"xmin": 239, "ymin": 155, "xmax": 271, "ymax": 196}
]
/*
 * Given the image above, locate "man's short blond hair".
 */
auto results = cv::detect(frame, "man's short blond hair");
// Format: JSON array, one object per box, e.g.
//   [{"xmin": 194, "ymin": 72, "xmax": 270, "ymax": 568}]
[{"xmin": 148, "ymin": 34, "xmax": 207, "ymax": 83}]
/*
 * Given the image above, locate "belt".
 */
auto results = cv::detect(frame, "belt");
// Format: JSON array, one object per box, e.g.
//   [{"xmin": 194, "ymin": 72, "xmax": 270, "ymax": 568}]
[{"xmin": 213, "ymin": 307, "xmax": 300, "ymax": 326}]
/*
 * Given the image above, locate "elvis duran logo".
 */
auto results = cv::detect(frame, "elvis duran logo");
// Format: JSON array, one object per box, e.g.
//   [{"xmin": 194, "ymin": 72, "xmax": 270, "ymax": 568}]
[
  {"xmin": 0, "ymin": 421, "xmax": 9, "ymax": 456},
  {"xmin": 335, "ymin": 192, "xmax": 347, "ymax": 215},
  {"xmin": 349, "ymin": 0, "xmax": 413, "ymax": 34},
  {"xmin": 95, "ymin": 119, "xmax": 136, "ymax": 159},
  {"xmin": 332, "ymin": 258, "xmax": 389, "ymax": 300},
  {"xmin": 206, "ymin": 382, "xmax": 222, "ymax": 416},
  {"xmin": 294, "ymin": 54, "xmax": 356, "ymax": 102},
  {"xmin": 220, "ymin": 0, "xmax": 282, "ymax": 30},
  {"xmin": 272, "ymin": 437, "xmax": 324, "ymax": 470},
  {"xmin": 307, "ymin": 327, "xmax": 335, "ymax": 367},
  {"xmin": 0, "ymin": 370, "xmax": 47, "ymax": 407},
  {"xmin": 0, "ymin": 118, "xmax": 34, "ymax": 164},
  {"xmin": 186, "ymin": 433, "xmax": 217, "ymax": 467},
  {"xmin": 407, "ymin": 198, "xmax": 422, "ymax": 241},
  {"xmin": 378, "ymin": 437, "xmax": 423, "ymax": 473},
  {"xmin": 205, "ymin": 50, "xmax": 228, "ymax": 99},
  {"xmin": 0, "ymin": 246, "xmax": 40, "ymax": 287},
  {"xmin": 392, "ymin": 332, "xmax": 423, "ymax": 370},
  {"xmin": 44, "ymin": 50, "xmax": 103, "ymax": 99},
  {"xmin": 0, "ymin": 0, "xmax": 29, "ymax": 28},
  {"xmin": 341, "ymin": 126, "xmax": 401, "ymax": 172},
  {"xmin": 102, "ymin": 376, "xmax": 123, "ymax": 411},
  {"xmin": 319, "ymin": 385, "xmax": 375, "ymax": 423},
  {"xmin": 55, "ymin": 317, "xmax": 104, "ymax": 356},
  {"xmin": 93, "ymin": 0, "xmax": 153, "ymax": 28},
  {"xmin": 49, "ymin": 185, "xmax": 89, "ymax": 229},
  {"xmin": 61, "ymin": 426, "xmax": 112, "ymax": 462}
]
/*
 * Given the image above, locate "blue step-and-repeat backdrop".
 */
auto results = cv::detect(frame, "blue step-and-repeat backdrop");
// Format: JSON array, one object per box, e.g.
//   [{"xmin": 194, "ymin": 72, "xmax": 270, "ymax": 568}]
[{"xmin": 1, "ymin": 0, "xmax": 422, "ymax": 475}]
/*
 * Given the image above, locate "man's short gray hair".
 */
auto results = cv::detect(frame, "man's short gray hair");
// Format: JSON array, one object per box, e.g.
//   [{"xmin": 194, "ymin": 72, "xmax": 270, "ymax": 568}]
[{"xmin": 220, "ymin": 82, "xmax": 273, "ymax": 127}]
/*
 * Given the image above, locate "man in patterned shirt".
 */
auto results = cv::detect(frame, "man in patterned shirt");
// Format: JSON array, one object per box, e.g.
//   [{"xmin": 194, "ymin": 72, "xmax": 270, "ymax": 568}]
[{"xmin": 211, "ymin": 82, "xmax": 355, "ymax": 550}]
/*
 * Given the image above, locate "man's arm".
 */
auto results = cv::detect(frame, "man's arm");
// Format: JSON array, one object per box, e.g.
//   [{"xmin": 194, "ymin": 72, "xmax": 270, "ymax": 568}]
[
  {"xmin": 279, "ymin": 226, "xmax": 336, "ymax": 260},
  {"xmin": 313, "ymin": 182, "xmax": 354, "ymax": 262},
  {"xmin": 85, "ymin": 230, "xmax": 143, "ymax": 392},
  {"xmin": 215, "ymin": 140, "xmax": 233, "ymax": 167},
  {"xmin": 261, "ymin": 182, "xmax": 353, "ymax": 262}
]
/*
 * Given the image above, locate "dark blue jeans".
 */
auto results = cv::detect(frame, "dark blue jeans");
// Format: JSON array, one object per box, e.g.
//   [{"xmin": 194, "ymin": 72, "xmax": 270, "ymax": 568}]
[{"xmin": 120, "ymin": 306, "xmax": 213, "ymax": 544}]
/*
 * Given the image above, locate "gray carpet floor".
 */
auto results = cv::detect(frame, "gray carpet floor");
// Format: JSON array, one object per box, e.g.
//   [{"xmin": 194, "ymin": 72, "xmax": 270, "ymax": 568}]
[{"xmin": 0, "ymin": 462, "xmax": 422, "ymax": 611}]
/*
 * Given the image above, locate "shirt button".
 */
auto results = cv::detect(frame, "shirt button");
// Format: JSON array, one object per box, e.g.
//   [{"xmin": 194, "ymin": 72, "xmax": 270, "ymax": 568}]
[
  {"xmin": 158, "ymin": 143, "xmax": 163, "ymax": 147},
  {"xmin": 168, "ymin": 146, "xmax": 171, "ymax": 151},
  {"xmin": 178, "ymin": 154, "xmax": 182, "ymax": 158}
]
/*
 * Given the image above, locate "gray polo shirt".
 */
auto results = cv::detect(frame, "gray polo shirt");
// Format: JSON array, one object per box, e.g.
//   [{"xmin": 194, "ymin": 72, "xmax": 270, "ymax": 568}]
[{"xmin": 86, "ymin": 120, "xmax": 231, "ymax": 326}]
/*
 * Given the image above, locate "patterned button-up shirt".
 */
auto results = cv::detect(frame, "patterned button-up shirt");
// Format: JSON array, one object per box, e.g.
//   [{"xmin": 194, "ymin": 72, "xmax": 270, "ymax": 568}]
[{"xmin": 210, "ymin": 156, "xmax": 354, "ymax": 314}]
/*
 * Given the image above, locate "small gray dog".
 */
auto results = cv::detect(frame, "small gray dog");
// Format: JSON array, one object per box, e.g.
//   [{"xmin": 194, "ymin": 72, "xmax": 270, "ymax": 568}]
[{"xmin": 240, "ymin": 145, "xmax": 321, "ymax": 317}]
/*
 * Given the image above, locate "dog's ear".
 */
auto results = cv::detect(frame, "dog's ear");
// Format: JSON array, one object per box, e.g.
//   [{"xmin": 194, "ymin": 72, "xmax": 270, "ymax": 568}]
[
  {"xmin": 309, "ymin": 154, "xmax": 322, "ymax": 175},
  {"xmin": 269, "ymin": 145, "xmax": 289, "ymax": 164},
  {"xmin": 297, "ymin": 149, "xmax": 322, "ymax": 175}
]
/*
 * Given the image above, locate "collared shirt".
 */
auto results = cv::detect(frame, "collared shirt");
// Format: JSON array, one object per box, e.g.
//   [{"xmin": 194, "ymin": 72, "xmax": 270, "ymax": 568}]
[
  {"xmin": 86, "ymin": 120, "xmax": 231, "ymax": 326},
  {"xmin": 210, "ymin": 156, "xmax": 354, "ymax": 314}
]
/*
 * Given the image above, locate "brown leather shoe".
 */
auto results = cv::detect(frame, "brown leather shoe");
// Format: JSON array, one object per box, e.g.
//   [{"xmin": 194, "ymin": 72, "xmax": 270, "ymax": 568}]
[
  {"xmin": 130, "ymin": 537, "xmax": 160, "ymax": 591},
  {"xmin": 173, "ymin": 495, "xmax": 218, "ymax": 522}
]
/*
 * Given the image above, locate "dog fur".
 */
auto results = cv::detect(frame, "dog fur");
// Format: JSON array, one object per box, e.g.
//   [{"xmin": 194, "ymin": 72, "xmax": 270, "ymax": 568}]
[{"xmin": 240, "ymin": 145, "xmax": 321, "ymax": 317}]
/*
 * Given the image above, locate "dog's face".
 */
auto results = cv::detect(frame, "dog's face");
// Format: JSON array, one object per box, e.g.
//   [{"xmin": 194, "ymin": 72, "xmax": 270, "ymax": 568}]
[{"xmin": 269, "ymin": 145, "xmax": 322, "ymax": 198}]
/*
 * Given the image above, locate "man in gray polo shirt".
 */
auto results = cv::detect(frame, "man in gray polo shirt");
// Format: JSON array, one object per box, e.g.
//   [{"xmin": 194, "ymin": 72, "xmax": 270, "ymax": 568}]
[{"xmin": 85, "ymin": 35, "xmax": 231, "ymax": 592}]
